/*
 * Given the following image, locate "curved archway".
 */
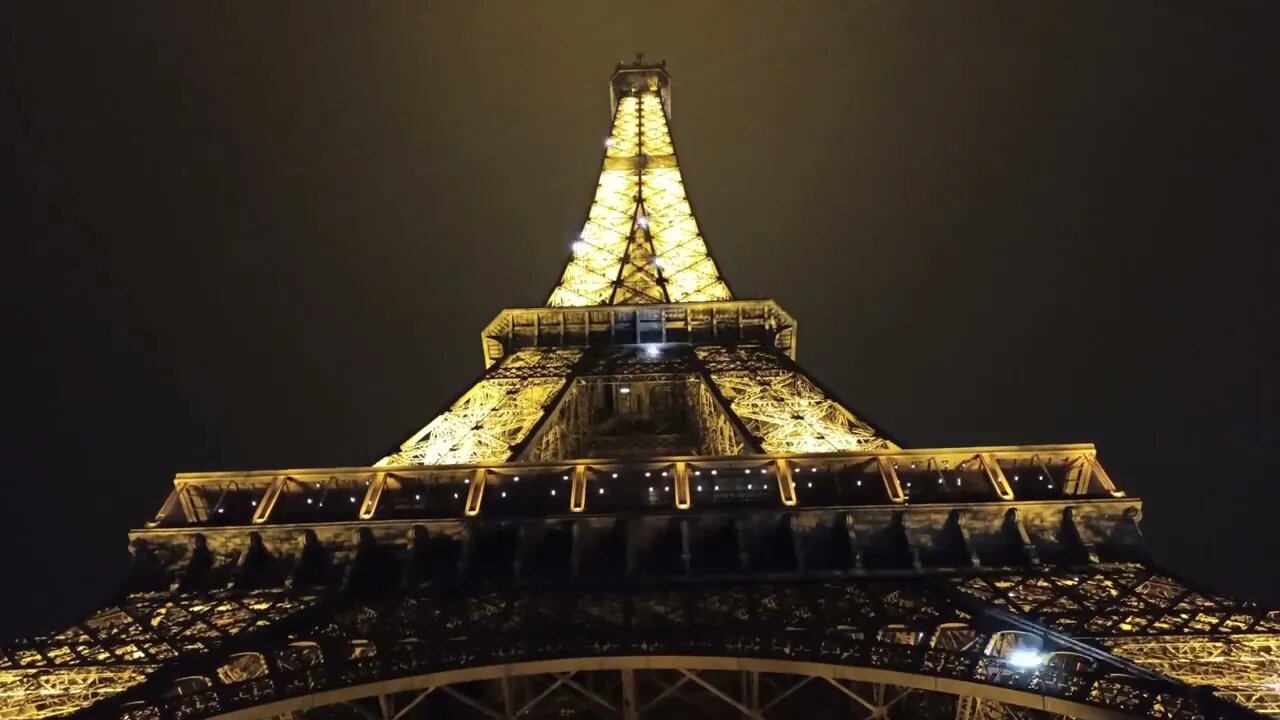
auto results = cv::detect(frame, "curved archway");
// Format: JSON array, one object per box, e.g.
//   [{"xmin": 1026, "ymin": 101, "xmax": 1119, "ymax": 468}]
[
  {"xmin": 198, "ymin": 656, "xmax": 1144, "ymax": 720},
  {"xmin": 99, "ymin": 581, "xmax": 1220, "ymax": 720}
]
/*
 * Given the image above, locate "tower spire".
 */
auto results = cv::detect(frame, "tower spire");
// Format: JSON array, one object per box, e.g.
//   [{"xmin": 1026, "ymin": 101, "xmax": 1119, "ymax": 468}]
[
  {"xmin": 547, "ymin": 59, "xmax": 732, "ymax": 307},
  {"xmin": 374, "ymin": 60, "xmax": 895, "ymax": 468}
]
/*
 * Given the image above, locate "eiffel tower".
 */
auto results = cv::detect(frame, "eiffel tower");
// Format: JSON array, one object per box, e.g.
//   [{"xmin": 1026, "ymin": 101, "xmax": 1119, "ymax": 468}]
[{"xmin": 3, "ymin": 58, "xmax": 1277, "ymax": 720}]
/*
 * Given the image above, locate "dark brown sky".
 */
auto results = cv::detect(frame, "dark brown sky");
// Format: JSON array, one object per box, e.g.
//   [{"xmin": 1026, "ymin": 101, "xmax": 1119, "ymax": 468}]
[{"xmin": 2, "ymin": 2, "xmax": 1277, "ymax": 639}]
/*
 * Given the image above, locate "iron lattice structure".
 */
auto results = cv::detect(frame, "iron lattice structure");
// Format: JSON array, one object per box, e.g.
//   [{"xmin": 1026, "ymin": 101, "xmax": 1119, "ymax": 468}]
[
  {"xmin": 545, "ymin": 62, "xmax": 731, "ymax": 307},
  {"xmin": 3, "ymin": 58, "xmax": 1277, "ymax": 720}
]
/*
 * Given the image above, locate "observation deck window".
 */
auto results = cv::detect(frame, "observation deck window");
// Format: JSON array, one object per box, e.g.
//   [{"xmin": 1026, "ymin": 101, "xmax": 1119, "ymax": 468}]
[
  {"xmin": 480, "ymin": 469, "xmax": 573, "ymax": 518},
  {"xmin": 186, "ymin": 482, "xmax": 258, "ymax": 525},
  {"xmin": 266, "ymin": 476, "xmax": 368, "ymax": 523},
  {"xmin": 689, "ymin": 462, "xmax": 778, "ymax": 509},
  {"xmin": 894, "ymin": 457, "xmax": 996, "ymax": 503},
  {"xmin": 375, "ymin": 472, "xmax": 470, "ymax": 519},
  {"xmin": 584, "ymin": 464, "xmax": 677, "ymax": 513},
  {"xmin": 790, "ymin": 460, "xmax": 883, "ymax": 506}
]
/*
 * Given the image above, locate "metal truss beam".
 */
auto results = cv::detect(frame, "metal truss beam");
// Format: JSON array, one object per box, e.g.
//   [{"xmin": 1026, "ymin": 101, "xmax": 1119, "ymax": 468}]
[
  {"xmin": 821, "ymin": 676, "xmax": 879, "ymax": 714},
  {"xmin": 387, "ymin": 686, "xmax": 433, "ymax": 720},
  {"xmin": 678, "ymin": 669, "xmax": 763, "ymax": 719}
]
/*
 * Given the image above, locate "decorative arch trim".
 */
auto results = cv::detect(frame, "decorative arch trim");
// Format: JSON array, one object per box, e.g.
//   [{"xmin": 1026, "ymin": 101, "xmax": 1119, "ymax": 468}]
[{"xmin": 208, "ymin": 656, "xmax": 1142, "ymax": 720}]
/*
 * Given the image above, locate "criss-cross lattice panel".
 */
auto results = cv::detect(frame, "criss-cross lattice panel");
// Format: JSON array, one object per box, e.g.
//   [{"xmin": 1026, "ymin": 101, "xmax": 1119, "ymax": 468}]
[
  {"xmin": 379, "ymin": 350, "xmax": 581, "ymax": 466},
  {"xmin": 547, "ymin": 95, "xmax": 643, "ymax": 307},
  {"xmin": 637, "ymin": 92, "xmax": 728, "ymax": 303},
  {"xmin": 23, "ymin": 579, "xmax": 1251, "ymax": 720},
  {"xmin": 546, "ymin": 89, "xmax": 731, "ymax": 307},
  {"xmin": 0, "ymin": 669, "xmax": 149, "ymax": 720},
  {"xmin": 952, "ymin": 564, "xmax": 1280, "ymax": 715},
  {"xmin": 697, "ymin": 346, "xmax": 895, "ymax": 454},
  {"xmin": 0, "ymin": 594, "xmax": 316, "ymax": 720},
  {"xmin": 612, "ymin": 222, "xmax": 666, "ymax": 305}
]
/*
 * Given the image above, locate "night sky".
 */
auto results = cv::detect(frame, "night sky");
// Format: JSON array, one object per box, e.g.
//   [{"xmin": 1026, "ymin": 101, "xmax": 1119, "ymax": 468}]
[{"xmin": 2, "ymin": 3, "xmax": 1277, "ymax": 641}]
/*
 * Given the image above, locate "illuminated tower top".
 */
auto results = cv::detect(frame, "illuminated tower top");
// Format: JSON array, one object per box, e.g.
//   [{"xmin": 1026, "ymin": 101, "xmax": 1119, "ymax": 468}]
[{"xmin": 546, "ymin": 58, "xmax": 733, "ymax": 306}]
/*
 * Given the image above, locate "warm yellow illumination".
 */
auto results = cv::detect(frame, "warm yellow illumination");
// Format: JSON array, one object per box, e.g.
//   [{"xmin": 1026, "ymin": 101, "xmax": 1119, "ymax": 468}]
[
  {"xmin": 1108, "ymin": 637, "xmax": 1280, "ymax": 714},
  {"xmin": 379, "ymin": 350, "xmax": 582, "ymax": 466},
  {"xmin": 697, "ymin": 347, "xmax": 895, "ymax": 454},
  {"xmin": 547, "ymin": 91, "xmax": 731, "ymax": 306},
  {"xmin": 954, "ymin": 566, "xmax": 1280, "ymax": 715},
  {"xmin": 0, "ymin": 668, "xmax": 150, "ymax": 720}
]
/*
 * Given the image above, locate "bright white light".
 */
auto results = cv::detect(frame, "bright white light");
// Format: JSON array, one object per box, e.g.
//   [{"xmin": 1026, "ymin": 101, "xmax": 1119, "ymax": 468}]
[
  {"xmin": 612, "ymin": 473, "xmax": 619, "ymax": 478},
  {"xmin": 619, "ymin": 386, "xmax": 631, "ymax": 394},
  {"xmin": 550, "ymin": 489, "xmax": 556, "ymax": 496},
  {"xmin": 501, "ymin": 491, "xmax": 507, "ymax": 498},
  {"xmin": 643, "ymin": 344, "xmax": 661, "ymax": 357},
  {"xmin": 572, "ymin": 240, "xmax": 586, "ymax": 253},
  {"xmin": 415, "ymin": 494, "xmax": 421, "ymax": 500},
  {"xmin": 637, "ymin": 215, "xmax": 649, "ymax": 228},
  {"xmin": 1007, "ymin": 650, "xmax": 1046, "ymax": 668},
  {"xmin": 710, "ymin": 469, "xmax": 717, "ymax": 475},
  {"xmin": 605, "ymin": 137, "xmax": 614, "ymax": 147},
  {"xmin": 645, "ymin": 472, "xmax": 651, "ymax": 477},
  {"xmin": 598, "ymin": 488, "xmax": 604, "ymax": 494},
  {"xmin": 514, "ymin": 476, "xmax": 520, "ymax": 482}
]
